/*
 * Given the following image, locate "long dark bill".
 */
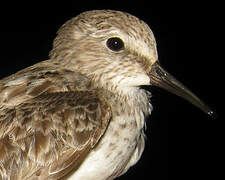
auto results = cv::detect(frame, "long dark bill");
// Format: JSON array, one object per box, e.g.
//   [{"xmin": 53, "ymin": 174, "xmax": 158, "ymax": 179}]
[{"xmin": 149, "ymin": 62, "xmax": 214, "ymax": 117}]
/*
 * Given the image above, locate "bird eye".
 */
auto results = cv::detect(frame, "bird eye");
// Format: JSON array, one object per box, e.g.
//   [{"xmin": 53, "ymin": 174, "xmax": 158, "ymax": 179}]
[{"xmin": 106, "ymin": 37, "xmax": 124, "ymax": 51}]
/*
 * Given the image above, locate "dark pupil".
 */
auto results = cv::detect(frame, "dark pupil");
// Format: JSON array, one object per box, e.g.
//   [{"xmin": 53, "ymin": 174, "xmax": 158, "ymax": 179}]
[{"xmin": 106, "ymin": 37, "xmax": 124, "ymax": 51}]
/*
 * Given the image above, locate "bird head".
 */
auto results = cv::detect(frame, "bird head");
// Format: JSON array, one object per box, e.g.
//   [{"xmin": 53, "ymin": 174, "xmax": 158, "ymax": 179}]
[{"xmin": 50, "ymin": 10, "xmax": 213, "ymax": 116}]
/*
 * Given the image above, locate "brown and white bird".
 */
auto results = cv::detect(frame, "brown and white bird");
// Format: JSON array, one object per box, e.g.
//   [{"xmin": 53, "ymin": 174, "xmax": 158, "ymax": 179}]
[{"xmin": 0, "ymin": 10, "xmax": 213, "ymax": 180}]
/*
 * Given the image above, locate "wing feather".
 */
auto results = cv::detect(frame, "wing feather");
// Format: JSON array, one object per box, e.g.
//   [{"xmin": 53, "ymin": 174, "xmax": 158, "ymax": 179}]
[{"xmin": 0, "ymin": 65, "xmax": 111, "ymax": 179}]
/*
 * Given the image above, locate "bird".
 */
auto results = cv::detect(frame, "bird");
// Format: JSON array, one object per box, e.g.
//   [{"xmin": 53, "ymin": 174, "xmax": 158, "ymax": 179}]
[{"xmin": 0, "ymin": 10, "xmax": 213, "ymax": 180}]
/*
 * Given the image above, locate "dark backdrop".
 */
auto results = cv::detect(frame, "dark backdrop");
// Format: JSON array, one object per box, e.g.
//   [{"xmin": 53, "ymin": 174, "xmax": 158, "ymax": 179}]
[{"xmin": 0, "ymin": 1, "xmax": 222, "ymax": 180}]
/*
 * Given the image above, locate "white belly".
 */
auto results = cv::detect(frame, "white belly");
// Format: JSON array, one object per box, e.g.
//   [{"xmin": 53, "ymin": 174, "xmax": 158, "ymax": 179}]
[{"xmin": 68, "ymin": 114, "xmax": 145, "ymax": 180}]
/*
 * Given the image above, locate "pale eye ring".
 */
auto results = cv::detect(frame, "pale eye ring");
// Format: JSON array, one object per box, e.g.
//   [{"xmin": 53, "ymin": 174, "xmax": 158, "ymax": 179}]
[{"xmin": 106, "ymin": 37, "xmax": 125, "ymax": 51}]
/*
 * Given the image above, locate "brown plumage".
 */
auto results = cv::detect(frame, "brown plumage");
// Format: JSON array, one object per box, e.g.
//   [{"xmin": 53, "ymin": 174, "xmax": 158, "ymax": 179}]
[
  {"xmin": 0, "ymin": 63, "xmax": 111, "ymax": 179},
  {"xmin": 0, "ymin": 10, "xmax": 212, "ymax": 180}
]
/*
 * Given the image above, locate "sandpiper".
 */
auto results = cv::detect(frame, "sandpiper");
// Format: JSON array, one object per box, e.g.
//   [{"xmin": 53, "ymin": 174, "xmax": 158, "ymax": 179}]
[{"xmin": 0, "ymin": 10, "xmax": 213, "ymax": 180}]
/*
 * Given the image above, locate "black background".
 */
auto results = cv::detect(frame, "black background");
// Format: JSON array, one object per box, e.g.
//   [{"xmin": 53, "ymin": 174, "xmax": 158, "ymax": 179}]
[{"xmin": 0, "ymin": 1, "xmax": 223, "ymax": 180}]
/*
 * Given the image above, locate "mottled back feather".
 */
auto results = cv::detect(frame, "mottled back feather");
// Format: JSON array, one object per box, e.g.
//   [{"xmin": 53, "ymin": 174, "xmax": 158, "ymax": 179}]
[{"xmin": 0, "ymin": 62, "xmax": 111, "ymax": 180}]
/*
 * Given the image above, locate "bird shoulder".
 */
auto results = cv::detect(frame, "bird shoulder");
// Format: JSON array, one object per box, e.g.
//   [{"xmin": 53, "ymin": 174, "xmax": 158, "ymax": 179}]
[{"xmin": 0, "ymin": 61, "xmax": 111, "ymax": 179}]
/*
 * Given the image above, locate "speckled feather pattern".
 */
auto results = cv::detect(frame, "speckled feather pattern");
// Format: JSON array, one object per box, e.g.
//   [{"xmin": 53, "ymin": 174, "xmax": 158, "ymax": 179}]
[
  {"xmin": 0, "ymin": 66, "xmax": 111, "ymax": 179},
  {"xmin": 0, "ymin": 10, "xmax": 158, "ymax": 179}
]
